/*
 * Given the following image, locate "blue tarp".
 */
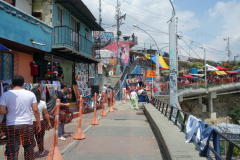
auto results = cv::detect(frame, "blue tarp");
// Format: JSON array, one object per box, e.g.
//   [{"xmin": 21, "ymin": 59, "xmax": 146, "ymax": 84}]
[
  {"xmin": 235, "ymin": 69, "xmax": 240, "ymax": 73},
  {"xmin": 0, "ymin": 43, "xmax": 10, "ymax": 51},
  {"xmin": 142, "ymin": 53, "xmax": 163, "ymax": 68}
]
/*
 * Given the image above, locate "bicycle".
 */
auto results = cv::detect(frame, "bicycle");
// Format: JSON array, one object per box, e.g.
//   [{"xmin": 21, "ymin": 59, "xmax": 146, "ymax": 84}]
[{"xmin": 83, "ymin": 96, "xmax": 94, "ymax": 114}]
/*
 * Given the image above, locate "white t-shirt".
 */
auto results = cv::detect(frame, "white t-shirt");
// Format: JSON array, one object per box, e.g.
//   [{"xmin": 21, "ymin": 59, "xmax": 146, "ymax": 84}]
[
  {"xmin": 0, "ymin": 89, "xmax": 37, "ymax": 126},
  {"xmin": 130, "ymin": 91, "xmax": 138, "ymax": 97},
  {"xmin": 31, "ymin": 100, "xmax": 47, "ymax": 121},
  {"xmin": 102, "ymin": 86, "xmax": 107, "ymax": 93}
]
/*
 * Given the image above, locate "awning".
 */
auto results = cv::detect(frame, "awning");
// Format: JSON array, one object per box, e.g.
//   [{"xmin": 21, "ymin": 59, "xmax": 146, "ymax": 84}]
[
  {"xmin": 143, "ymin": 53, "xmax": 169, "ymax": 69},
  {"xmin": 216, "ymin": 66, "xmax": 230, "ymax": 71},
  {"xmin": 189, "ymin": 74, "xmax": 205, "ymax": 77},
  {"xmin": 225, "ymin": 71, "xmax": 239, "ymax": 74},
  {"xmin": 52, "ymin": 46, "xmax": 100, "ymax": 63},
  {"xmin": 212, "ymin": 71, "xmax": 227, "ymax": 75},
  {"xmin": 198, "ymin": 64, "xmax": 219, "ymax": 72},
  {"xmin": 0, "ymin": 43, "xmax": 10, "ymax": 51},
  {"xmin": 181, "ymin": 75, "xmax": 193, "ymax": 78}
]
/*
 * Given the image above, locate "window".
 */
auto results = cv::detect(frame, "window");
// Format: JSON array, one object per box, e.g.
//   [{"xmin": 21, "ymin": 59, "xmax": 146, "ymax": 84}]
[
  {"xmin": 71, "ymin": 16, "xmax": 80, "ymax": 51},
  {"xmin": 85, "ymin": 27, "xmax": 89, "ymax": 40},
  {"xmin": 4, "ymin": 0, "xmax": 15, "ymax": 6},
  {"xmin": 57, "ymin": 6, "xmax": 63, "ymax": 26},
  {"xmin": 32, "ymin": 12, "xmax": 42, "ymax": 20},
  {"xmin": 0, "ymin": 51, "xmax": 13, "ymax": 81}
]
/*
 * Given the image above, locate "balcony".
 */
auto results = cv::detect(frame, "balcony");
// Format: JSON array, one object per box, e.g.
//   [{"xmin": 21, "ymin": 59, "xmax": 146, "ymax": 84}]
[
  {"xmin": 0, "ymin": 1, "xmax": 52, "ymax": 52},
  {"xmin": 53, "ymin": 26, "xmax": 94, "ymax": 58}
]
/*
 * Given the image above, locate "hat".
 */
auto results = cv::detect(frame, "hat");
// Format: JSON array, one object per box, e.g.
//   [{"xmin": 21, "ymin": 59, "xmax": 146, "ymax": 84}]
[
  {"xmin": 132, "ymin": 89, "xmax": 135, "ymax": 91},
  {"xmin": 104, "ymin": 84, "xmax": 107, "ymax": 86}
]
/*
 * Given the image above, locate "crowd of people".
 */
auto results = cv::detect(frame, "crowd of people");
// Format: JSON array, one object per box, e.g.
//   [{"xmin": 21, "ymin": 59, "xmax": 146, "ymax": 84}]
[{"xmin": 0, "ymin": 74, "xmax": 73, "ymax": 159}]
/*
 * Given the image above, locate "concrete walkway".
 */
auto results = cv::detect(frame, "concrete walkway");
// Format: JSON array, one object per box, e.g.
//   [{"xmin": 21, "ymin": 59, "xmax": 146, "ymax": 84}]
[{"xmin": 65, "ymin": 101, "xmax": 166, "ymax": 160}]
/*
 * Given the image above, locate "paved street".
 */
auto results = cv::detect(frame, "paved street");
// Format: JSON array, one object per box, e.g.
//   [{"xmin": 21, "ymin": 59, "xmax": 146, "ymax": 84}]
[{"xmin": 65, "ymin": 101, "xmax": 166, "ymax": 160}]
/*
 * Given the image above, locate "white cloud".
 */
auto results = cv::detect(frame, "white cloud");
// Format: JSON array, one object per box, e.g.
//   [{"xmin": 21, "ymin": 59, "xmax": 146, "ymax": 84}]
[{"xmin": 82, "ymin": 0, "xmax": 200, "ymax": 53}]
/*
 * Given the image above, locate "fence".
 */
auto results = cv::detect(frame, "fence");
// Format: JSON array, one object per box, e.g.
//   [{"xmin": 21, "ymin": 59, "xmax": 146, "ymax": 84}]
[
  {"xmin": 0, "ymin": 83, "xmax": 110, "ymax": 159},
  {"xmin": 151, "ymin": 97, "xmax": 240, "ymax": 159}
]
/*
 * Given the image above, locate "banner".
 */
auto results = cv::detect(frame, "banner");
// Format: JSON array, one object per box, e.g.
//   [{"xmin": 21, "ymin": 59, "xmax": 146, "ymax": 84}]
[
  {"xmin": 109, "ymin": 58, "xmax": 117, "ymax": 65},
  {"xmin": 147, "ymin": 70, "xmax": 156, "ymax": 77},
  {"xmin": 98, "ymin": 63, "xmax": 102, "ymax": 74}
]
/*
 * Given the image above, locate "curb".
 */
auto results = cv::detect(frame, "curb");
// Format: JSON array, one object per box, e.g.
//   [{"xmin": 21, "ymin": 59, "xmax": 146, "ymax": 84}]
[{"xmin": 61, "ymin": 109, "xmax": 109, "ymax": 156}]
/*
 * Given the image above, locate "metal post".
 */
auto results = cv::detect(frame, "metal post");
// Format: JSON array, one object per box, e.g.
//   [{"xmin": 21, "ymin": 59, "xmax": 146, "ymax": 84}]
[
  {"xmin": 176, "ymin": 17, "xmax": 178, "ymax": 76},
  {"xmin": 117, "ymin": 0, "xmax": 120, "ymax": 65},
  {"xmin": 169, "ymin": 17, "xmax": 178, "ymax": 121},
  {"xmin": 99, "ymin": 0, "xmax": 102, "ymax": 26},
  {"xmin": 204, "ymin": 48, "xmax": 206, "ymax": 88}
]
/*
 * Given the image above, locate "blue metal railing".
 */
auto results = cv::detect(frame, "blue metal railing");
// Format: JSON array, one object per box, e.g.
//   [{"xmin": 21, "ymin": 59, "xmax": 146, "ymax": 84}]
[{"xmin": 151, "ymin": 97, "xmax": 240, "ymax": 160}]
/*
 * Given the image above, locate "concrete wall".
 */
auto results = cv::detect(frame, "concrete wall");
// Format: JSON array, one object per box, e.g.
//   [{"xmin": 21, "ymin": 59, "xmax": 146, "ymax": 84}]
[
  {"xmin": 18, "ymin": 52, "xmax": 33, "ymax": 83},
  {"xmin": 60, "ymin": 60, "xmax": 73, "ymax": 87},
  {"xmin": 0, "ymin": 1, "xmax": 53, "ymax": 52},
  {"xmin": 16, "ymin": 0, "xmax": 32, "ymax": 15},
  {"xmin": 32, "ymin": 0, "xmax": 53, "ymax": 26}
]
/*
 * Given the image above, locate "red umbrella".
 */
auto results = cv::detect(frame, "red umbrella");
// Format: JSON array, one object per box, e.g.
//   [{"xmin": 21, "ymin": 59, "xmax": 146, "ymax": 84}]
[
  {"xmin": 181, "ymin": 75, "xmax": 194, "ymax": 78},
  {"xmin": 216, "ymin": 66, "xmax": 230, "ymax": 71}
]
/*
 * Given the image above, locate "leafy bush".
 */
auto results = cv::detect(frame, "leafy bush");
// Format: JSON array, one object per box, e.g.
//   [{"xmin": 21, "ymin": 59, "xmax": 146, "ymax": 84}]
[
  {"xmin": 220, "ymin": 141, "xmax": 240, "ymax": 156},
  {"xmin": 228, "ymin": 106, "xmax": 240, "ymax": 122}
]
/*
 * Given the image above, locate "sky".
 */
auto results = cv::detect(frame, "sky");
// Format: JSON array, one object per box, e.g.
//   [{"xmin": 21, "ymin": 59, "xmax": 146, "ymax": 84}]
[{"xmin": 82, "ymin": 0, "xmax": 240, "ymax": 62}]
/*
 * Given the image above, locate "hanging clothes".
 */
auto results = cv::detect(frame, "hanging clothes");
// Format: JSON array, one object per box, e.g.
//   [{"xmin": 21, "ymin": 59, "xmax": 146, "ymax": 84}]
[{"xmin": 185, "ymin": 115, "xmax": 200, "ymax": 143}]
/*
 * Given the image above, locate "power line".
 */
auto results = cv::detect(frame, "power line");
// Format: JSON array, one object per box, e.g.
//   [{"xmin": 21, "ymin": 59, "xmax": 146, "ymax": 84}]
[{"xmin": 180, "ymin": 38, "xmax": 201, "ymax": 59}]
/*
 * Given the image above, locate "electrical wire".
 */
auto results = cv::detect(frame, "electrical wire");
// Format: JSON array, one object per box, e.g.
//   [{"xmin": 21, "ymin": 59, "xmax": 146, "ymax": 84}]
[{"xmin": 180, "ymin": 38, "xmax": 201, "ymax": 59}]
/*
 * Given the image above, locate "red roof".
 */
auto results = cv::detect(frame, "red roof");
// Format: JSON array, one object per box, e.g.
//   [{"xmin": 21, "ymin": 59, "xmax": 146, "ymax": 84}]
[
  {"xmin": 216, "ymin": 66, "xmax": 230, "ymax": 71},
  {"xmin": 181, "ymin": 75, "xmax": 194, "ymax": 78},
  {"xmin": 225, "ymin": 71, "xmax": 239, "ymax": 74}
]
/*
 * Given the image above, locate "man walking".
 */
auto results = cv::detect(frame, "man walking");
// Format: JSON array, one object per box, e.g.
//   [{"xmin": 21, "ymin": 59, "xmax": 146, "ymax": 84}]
[
  {"xmin": 0, "ymin": 75, "xmax": 41, "ymax": 160},
  {"xmin": 57, "ymin": 82, "xmax": 72, "ymax": 141}
]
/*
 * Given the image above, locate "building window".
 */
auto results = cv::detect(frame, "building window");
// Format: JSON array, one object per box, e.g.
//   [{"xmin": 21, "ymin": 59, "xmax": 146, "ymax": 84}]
[
  {"xmin": 32, "ymin": 12, "xmax": 42, "ymax": 20},
  {"xmin": 0, "ymin": 51, "xmax": 13, "ymax": 81},
  {"xmin": 57, "ymin": 6, "xmax": 63, "ymax": 26},
  {"xmin": 85, "ymin": 27, "xmax": 89, "ymax": 40},
  {"xmin": 4, "ymin": 0, "xmax": 15, "ymax": 6}
]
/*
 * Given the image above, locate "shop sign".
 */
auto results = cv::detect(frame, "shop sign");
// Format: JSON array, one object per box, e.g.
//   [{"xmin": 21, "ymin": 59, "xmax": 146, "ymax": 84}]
[
  {"xmin": 147, "ymin": 70, "xmax": 156, "ymax": 77},
  {"xmin": 44, "ymin": 53, "xmax": 65, "ymax": 63},
  {"xmin": 109, "ymin": 58, "xmax": 117, "ymax": 65},
  {"xmin": 98, "ymin": 63, "xmax": 102, "ymax": 74}
]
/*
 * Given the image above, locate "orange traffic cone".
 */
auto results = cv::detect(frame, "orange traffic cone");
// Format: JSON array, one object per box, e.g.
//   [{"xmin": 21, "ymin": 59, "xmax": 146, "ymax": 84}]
[
  {"xmin": 122, "ymin": 88, "xmax": 127, "ymax": 104},
  {"xmin": 108, "ymin": 91, "xmax": 114, "ymax": 112},
  {"xmin": 100, "ymin": 93, "xmax": 107, "ymax": 117},
  {"xmin": 46, "ymin": 99, "xmax": 64, "ymax": 160},
  {"xmin": 91, "ymin": 93, "xmax": 99, "ymax": 125},
  {"xmin": 74, "ymin": 95, "xmax": 86, "ymax": 140},
  {"xmin": 112, "ymin": 90, "xmax": 117, "ymax": 109},
  {"xmin": 46, "ymin": 146, "xmax": 64, "ymax": 160}
]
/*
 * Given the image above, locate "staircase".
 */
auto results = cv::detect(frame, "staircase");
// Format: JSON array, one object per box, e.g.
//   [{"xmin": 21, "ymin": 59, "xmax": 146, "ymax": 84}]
[{"xmin": 106, "ymin": 75, "xmax": 122, "ymax": 87}]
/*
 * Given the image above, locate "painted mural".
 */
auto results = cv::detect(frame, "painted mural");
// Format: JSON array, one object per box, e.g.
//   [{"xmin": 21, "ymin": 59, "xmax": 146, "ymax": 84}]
[{"xmin": 102, "ymin": 41, "xmax": 130, "ymax": 66}]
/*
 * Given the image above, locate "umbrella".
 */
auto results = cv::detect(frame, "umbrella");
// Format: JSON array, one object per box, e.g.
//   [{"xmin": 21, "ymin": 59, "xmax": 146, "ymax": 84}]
[{"xmin": 181, "ymin": 75, "xmax": 194, "ymax": 78}]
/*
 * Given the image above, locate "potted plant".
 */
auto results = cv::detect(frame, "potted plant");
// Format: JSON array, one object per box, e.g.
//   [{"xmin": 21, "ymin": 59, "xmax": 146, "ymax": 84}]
[{"xmin": 106, "ymin": 68, "xmax": 110, "ymax": 77}]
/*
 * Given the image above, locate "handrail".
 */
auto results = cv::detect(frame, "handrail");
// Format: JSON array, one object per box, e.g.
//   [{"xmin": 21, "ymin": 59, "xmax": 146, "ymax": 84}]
[{"xmin": 151, "ymin": 97, "xmax": 240, "ymax": 160}]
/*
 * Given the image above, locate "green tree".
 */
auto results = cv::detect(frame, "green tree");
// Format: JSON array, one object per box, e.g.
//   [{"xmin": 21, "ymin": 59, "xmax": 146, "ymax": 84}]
[{"xmin": 228, "ymin": 106, "xmax": 240, "ymax": 123}]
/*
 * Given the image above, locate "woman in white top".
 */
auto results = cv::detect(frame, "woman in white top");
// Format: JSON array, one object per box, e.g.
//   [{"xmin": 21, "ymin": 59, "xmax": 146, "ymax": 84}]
[
  {"xmin": 31, "ymin": 88, "xmax": 52, "ymax": 156},
  {"xmin": 130, "ymin": 89, "xmax": 139, "ymax": 109}
]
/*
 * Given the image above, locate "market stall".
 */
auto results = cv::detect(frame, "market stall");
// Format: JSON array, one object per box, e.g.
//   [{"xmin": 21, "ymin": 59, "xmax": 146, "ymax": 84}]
[{"xmin": 216, "ymin": 66, "xmax": 230, "ymax": 71}]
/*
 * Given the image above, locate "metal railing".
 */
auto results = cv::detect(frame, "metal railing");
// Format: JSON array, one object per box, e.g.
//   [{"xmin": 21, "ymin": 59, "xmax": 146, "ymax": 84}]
[
  {"xmin": 53, "ymin": 26, "xmax": 93, "ymax": 56},
  {"xmin": 151, "ymin": 97, "xmax": 240, "ymax": 160}
]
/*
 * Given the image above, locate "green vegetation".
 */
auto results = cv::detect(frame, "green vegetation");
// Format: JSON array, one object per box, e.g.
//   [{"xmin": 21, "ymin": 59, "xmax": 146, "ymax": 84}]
[
  {"xmin": 220, "ymin": 141, "xmax": 240, "ymax": 156},
  {"xmin": 228, "ymin": 106, "xmax": 240, "ymax": 124}
]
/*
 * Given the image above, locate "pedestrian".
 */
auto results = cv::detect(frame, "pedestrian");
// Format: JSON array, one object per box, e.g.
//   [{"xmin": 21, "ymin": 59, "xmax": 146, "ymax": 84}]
[
  {"xmin": 130, "ymin": 89, "xmax": 139, "ymax": 110},
  {"xmin": 0, "ymin": 75, "xmax": 41, "ymax": 160},
  {"xmin": 31, "ymin": 88, "xmax": 52, "ymax": 156},
  {"xmin": 107, "ymin": 86, "xmax": 112, "ymax": 106},
  {"xmin": 132, "ymin": 54, "xmax": 135, "ymax": 62},
  {"xmin": 102, "ymin": 84, "xmax": 107, "ymax": 93},
  {"xmin": 120, "ymin": 64, "xmax": 124, "ymax": 73},
  {"xmin": 57, "ymin": 82, "xmax": 72, "ymax": 141},
  {"xmin": 132, "ymin": 33, "xmax": 135, "ymax": 42}
]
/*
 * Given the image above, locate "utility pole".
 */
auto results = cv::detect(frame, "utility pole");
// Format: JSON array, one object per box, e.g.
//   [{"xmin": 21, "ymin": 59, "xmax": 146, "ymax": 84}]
[
  {"xmin": 225, "ymin": 37, "xmax": 231, "ymax": 61},
  {"xmin": 204, "ymin": 48, "xmax": 206, "ymax": 88},
  {"xmin": 116, "ymin": 0, "xmax": 120, "ymax": 65},
  {"xmin": 99, "ymin": 0, "xmax": 102, "ymax": 26},
  {"xmin": 176, "ymin": 17, "xmax": 178, "ymax": 76}
]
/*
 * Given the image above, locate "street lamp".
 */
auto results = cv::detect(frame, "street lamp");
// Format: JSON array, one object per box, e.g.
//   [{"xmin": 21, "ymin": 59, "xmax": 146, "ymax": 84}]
[
  {"xmin": 199, "ymin": 46, "xmax": 207, "ymax": 89},
  {"xmin": 159, "ymin": 45, "xmax": 169, "ymax": 54},
  {"xmin": 133, "ymin": 24, "xmax": 161, "ymax": 95}
]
